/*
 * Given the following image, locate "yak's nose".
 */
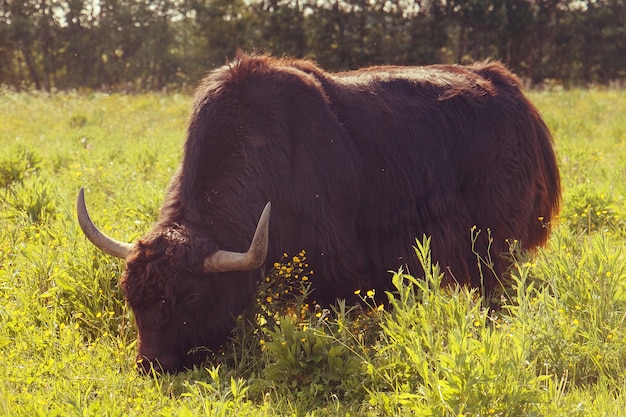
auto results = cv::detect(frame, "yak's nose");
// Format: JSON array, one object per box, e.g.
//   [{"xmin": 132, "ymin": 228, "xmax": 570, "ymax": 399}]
[{"xmin": 136, "ymin": 353, "xmax": 182, "ymax": 374}]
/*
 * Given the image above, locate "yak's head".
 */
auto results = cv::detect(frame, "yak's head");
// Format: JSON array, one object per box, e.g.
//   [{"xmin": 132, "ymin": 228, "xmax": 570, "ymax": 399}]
[{"xmin": 76, "ymin": 188, "xmax": 270, "ymax": 373}]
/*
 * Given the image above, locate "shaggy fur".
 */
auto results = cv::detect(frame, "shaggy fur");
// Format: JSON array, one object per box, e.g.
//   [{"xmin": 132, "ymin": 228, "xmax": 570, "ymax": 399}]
[{"xmin": 118, "ymin": 52, "xmax": 560, "ymax": 372}]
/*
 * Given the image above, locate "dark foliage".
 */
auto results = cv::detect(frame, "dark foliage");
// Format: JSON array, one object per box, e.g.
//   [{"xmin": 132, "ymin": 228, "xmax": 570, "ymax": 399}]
[{"xmin": 1, "ymin": 0, "xmax": 624, "ymax": 91}]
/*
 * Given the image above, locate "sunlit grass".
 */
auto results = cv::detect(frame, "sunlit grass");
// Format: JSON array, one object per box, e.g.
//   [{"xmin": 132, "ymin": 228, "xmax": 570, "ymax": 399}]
[{"xmin": 0, "ymin": 90, "xmax": 625, "ymax": 415}]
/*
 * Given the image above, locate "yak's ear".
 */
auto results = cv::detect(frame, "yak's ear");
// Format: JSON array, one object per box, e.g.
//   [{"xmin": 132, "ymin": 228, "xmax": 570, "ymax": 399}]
[{"xmin": 203, "ymin": 202, "xmax": 271, "ymax": 273}]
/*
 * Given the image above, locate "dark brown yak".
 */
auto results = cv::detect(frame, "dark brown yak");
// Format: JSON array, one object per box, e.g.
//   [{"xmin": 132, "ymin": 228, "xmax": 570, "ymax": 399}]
[{"xmin": 77, "ymin": 53, "xmax": 560, "ymax": 373}]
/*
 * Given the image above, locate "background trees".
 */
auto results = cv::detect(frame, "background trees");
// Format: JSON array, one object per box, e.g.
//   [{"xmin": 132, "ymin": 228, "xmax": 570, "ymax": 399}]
[{"xmin": 1, "ymin": 0, "xmax": 624, "ymax": 91}]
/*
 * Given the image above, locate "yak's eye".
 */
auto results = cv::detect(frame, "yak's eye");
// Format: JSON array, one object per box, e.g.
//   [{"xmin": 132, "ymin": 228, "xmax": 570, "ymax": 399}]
[{"xmin": 161, "ymin": 298, "xmax": 166, "ymax": 304}]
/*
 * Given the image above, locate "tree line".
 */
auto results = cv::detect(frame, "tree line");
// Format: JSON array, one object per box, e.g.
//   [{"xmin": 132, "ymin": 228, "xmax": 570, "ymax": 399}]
[{"xmin": 1, "ymin": 0, "xmax": 625, "ymax": 92}]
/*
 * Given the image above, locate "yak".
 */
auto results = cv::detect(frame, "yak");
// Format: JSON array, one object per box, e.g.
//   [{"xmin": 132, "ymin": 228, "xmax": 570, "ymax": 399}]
[{"xmin": 77, "ymin": 52, "xmax": 560, "ymax": 373}]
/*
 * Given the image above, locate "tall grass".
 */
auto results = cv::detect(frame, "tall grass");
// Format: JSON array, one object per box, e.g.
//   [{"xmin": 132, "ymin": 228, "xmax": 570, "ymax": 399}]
[{"xmin": 0, "ymin": 89, "xmax": 625, "ymax": 416}]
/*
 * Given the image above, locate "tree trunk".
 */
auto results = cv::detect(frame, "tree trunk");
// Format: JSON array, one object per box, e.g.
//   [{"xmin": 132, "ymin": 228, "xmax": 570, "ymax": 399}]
[{"xmin": 19, "ymin": 41, "xmax": 41, "ymax": 90}]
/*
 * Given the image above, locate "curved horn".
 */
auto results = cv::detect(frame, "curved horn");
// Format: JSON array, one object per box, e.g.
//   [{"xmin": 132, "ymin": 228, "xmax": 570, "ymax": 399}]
[
  {"xmin": 76, "ymin": 187, "xmax": 132, "ymax": 259},
  {"xmin": 203, "ymin": 202, "xmax": 271, "ymax": 273}
]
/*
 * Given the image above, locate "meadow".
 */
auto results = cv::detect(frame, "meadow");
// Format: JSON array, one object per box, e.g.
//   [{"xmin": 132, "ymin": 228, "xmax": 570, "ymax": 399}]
[{"xmin": 0, "ymin": 88, "xmax": 625, "ymax": 416}]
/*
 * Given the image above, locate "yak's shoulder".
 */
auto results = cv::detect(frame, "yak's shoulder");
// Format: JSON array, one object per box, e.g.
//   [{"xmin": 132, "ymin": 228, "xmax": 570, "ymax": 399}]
[{"xmin": 194, "ymin": 53, "xmax": 327, "ymax": 99}]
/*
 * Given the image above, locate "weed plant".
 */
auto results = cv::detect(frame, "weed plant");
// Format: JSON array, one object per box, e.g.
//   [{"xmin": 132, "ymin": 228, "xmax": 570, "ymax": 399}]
[{"xmin": 0, "ymin": 90, "xmax": 625, "ymax": 415}]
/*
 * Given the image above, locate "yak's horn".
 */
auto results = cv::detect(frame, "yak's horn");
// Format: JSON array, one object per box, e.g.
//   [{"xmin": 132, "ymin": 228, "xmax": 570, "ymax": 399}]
[
  {"xmin": 76, "ymin": 187, "xmax": 132, "ymax": 259},
  {"xmin": 203, "ymin": 202, "xmax": 271, "ymax": 273}
]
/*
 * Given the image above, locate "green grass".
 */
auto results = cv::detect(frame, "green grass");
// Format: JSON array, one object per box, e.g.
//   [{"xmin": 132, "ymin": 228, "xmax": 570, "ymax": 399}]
[{"xmin": 1, "ymin": 89, "xmax": 625, "ymax": 416}]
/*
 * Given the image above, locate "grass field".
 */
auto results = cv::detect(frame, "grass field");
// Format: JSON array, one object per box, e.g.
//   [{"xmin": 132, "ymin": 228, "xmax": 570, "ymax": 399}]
[{"xmin": 1, "ymin": 89, "xmax": 625, "ymax": 416}]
